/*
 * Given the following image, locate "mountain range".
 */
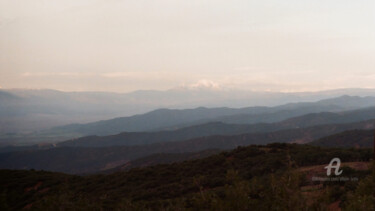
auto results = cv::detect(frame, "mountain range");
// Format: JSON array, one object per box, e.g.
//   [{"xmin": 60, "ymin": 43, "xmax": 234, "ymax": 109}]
[
  {"xmin": 58, "ymin": 106, "xmax": 375, "ymax": 147},
  {"xmin": 1, "ymin": 88, "xmax": 375, "ymax": 133},
  {"xmin": 0, "ymin": 119, "xmax": 373, "ymax": 174},
  {"xmin": 310, "ymin": 129, "xmax": 374, "ymax": 148},
  {"xmin": 43, "ymin": 95, "xmax": 375, "ymax": 138}
]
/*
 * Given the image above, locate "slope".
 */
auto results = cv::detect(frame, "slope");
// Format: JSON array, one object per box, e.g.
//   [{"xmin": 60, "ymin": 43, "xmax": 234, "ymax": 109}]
[
  {"xmin": 310, "ymin": 129, "xmax": 374, "ymax": 148},
  {"xmin": 44, "ymin": 95, "xmax": 375, "ymax": 136},
  {"xmin": 58, "ymin": 107, "xmax": 375, "ymax": 147},
  {"xmin": 0, "ymin": 144, "xmax": 372, "ymax": 210},
  {"xmin": 0, "ymin": 119, "xmax": 374, "ymax": 174}
]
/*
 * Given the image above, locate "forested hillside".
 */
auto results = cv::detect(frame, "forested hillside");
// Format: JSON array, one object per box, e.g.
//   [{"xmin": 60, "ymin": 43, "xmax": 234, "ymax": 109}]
[
  {"xmin": 0, "ymin": 144, "xmax": 373, "ymax": 210},
  {"xmin": 310, "ymin": 129, "xmax": 374, "ymax": 148}
]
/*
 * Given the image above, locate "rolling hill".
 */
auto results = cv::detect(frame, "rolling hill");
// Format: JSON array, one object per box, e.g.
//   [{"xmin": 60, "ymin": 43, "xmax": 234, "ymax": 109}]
[
  {"xmin": 45, "ymin": 95, "xmax": 375, "ymax": 137},
  {"xmin": 102, "ymin": 149, "xmax": 222, "ymax": 173},
  {"xmin": 310, "ymin": 129, "xmax": 374, "ymax": 148},
  {"xmin": 58, "ymin": 107, "xmax": 375, "ymax": 148},
  {"xmin": 4, "ymin": 88, "xmax": 374, "ymax": 133},
  {"xmin": 1, "ymin": 119, "xmax": 374, "ymax": 174},
  {"xmin": 3, "ymin": 95, "xmax": 375, "ymax": 146},
  {"xmin": 57, "ymin": 122, "xmax": 283, "ymax": 147}
]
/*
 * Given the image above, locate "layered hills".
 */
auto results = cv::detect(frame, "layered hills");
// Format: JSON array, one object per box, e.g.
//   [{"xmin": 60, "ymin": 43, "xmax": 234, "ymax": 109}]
[
  {"xmin": 59, "ymin": 106, "xmax": 375, "ymax": 147},
  {"xmin": 0, "ymin": 119, "xmax": 373, "ymax": 174},
  {"xmin": 45, "ymin": 95, "xmax": 375, "ymax": 137},
  {"xmin": 310, "ymin": 129, "xmax": 374, "ymax": 148}
]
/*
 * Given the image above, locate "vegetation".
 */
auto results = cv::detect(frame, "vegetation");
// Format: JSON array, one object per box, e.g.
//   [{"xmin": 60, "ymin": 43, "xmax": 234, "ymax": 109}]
[
  {"xmin": 0, "ymin": 143, "xmax": 373, "ymax": 210},
  {"xmin": 310, "ymin": 129, "xmax": 374, "ymax": 148}
]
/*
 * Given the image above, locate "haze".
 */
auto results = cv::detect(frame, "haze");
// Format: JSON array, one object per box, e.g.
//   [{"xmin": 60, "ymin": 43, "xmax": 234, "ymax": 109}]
[{"xmin": 1, "ymin": 0, "xmax": 374, "ymax": 92}]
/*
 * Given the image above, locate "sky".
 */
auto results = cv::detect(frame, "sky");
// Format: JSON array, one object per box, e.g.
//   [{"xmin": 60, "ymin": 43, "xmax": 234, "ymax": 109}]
[{"xmin": 0, "ymin": 0, "xmax": 374, "ymax": 92}]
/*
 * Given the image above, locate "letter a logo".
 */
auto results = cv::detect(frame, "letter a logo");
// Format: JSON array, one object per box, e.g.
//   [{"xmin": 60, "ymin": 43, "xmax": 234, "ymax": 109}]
[{"xmin": 324, "ymin": 158, "xmax": 343, "ymax": 176}]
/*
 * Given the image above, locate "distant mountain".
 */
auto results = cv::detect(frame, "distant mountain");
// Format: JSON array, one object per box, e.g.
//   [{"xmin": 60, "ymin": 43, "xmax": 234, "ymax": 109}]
[
  {"xmin": 0, "ymin": 91, "xmax": 24, "ymax": 116},
  {"xmin": 310, "ymin": 129, "xmax": 374, "ymax": 148},
  {"xmin": 1, "ymin": 119, "xmax": 374, "ymax": 174},
  {"xmin": 168, "ymin": 104, "xmax": 342, "ymax": 128},
  {"xmin": 317, "ymin": 95, "xmax": 375, "ymax": 109},
  {"xmin": 48, "ymin": 107, "xmax": 270, "ymax": 136},
  {"xmin": 58, "ymin": 121, "xmax": 297, "ymax": 147},
  {"xmin": 280, "ymin": 106, "xmax": 375, "ymax": 128},
  {"xmin": 0, "ymin": 90, "xmax": 20, "ymax": 102},
  {"xmin": 4, "ymin": 103, "xmax": 373, "ymax": 147},
  {"xmin": 212, "ymin": 96, "xmax": 375, "ymax": 125},
  {"xmin": 58, "ymin": 106, "xmax": 375, "ymax": 148},
  {"xmin": 0, "ymin": 89, "xmax": 153, "ymax": 133},
  {"xmin": 1, "ymin": 88, "xmax": 375, "ymax": 133},
  {"xmin": 45, "ymin": 96, "xmax": 375, "ymax": 137}
]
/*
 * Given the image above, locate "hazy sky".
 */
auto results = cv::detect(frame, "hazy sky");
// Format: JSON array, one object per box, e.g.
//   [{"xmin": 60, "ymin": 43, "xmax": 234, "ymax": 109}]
[{"xmin": 1, "ymin": 0, "xmax": 374, "ymax": 92}]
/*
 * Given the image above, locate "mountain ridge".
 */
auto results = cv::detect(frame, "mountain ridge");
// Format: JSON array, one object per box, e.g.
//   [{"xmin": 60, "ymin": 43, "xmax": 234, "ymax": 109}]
[
  {"xmin": 58, "ymin": 106, "xmax": 375, "ymax": 148},
  {"xmin": 44, "ymin": 95, "xmax": 375, "ymax": 137},
  {"xmin": 1, "ymin": 119, "xmax": 374, "ymax": 174}
]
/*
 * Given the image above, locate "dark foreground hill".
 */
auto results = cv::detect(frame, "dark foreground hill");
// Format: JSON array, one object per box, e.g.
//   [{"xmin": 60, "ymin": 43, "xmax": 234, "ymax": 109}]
[
  {"xmin": 0, "ymin": 144, "xmax": 373, "ymax": 210},
  {"xmin": 310, "ymin": 129, "xmax": 374, "ymax": 148},
  {"xmin": 102, "ymin": 149, "xmax": 222, "ymax": 174},
  {"xmin": 0, "ymin": 120, "xmax": 374, "ymax": 174}
]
